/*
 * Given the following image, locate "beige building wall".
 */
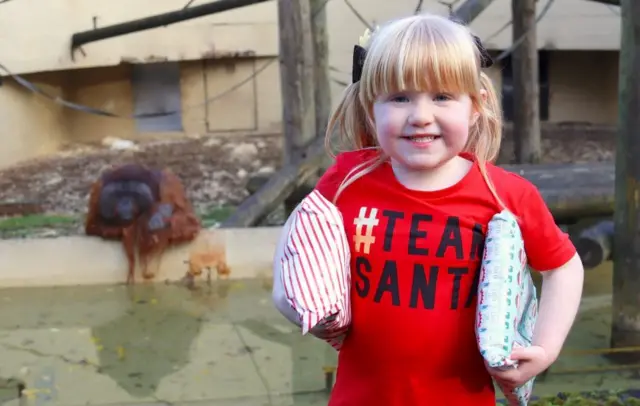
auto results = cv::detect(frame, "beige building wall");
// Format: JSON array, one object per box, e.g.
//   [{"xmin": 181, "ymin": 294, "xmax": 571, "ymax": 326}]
[
  {"xmin": 547, "ymin": 51, "xmax": 618, "ymax": 124},
  {"xmin": 1, "ymin": 57, "xmax": 283, "ymax": 149},
  {"xmin": 0, "ymin": 0, "xmax": 279, "ymax": 76},
  {"xmin": 0, "ymin": 0, "xmax": 620, "ymax": 76},
  {"xmin": 0, "ymin": 74, "xmax": 68, "ymax": 168},
  {"xmin": 484, "ymin": 50, "xmax": 619, "ymax": 125},
  {"xmin": 3, "ymin": 49, "xmax": 617, "ymax": 150},
  {"xmin": 0, "ymin": 0, "xmax": 621, "ymax": 168}
]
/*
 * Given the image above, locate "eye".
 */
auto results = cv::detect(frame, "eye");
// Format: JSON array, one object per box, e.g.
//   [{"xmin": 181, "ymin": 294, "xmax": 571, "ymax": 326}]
[
  {"xmin": 389, "ymin": 93, "xmax": 410, "ymax": 103},
  {"xmin": 434, "ymin": 93, "xmax": 453, "ymax": 102}
]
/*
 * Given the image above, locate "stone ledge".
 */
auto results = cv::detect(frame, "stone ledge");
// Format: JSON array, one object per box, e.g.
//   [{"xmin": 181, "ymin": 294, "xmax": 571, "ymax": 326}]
[{"xmin": 0, "ymin": 227, "xmax": 282, "ymax": 288}]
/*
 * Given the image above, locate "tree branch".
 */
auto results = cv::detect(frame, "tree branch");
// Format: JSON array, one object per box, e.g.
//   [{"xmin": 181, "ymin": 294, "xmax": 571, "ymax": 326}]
[
  {"xmin": 452, "ymin": 0, "xmax": 497, "ymax": 24},
  {"xmin": 583, "ymin": 0, "xmax": 620, "ymax": 5}
]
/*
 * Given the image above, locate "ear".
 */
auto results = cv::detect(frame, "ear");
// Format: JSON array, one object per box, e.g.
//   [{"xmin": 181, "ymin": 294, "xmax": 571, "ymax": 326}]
[
  {"xmin": 479, "ymin": 88, "xmax": 488, "ymax": 104},
  {"xmin": 471, "ymin": 89, "xmax": 488, "ymax": 126}
]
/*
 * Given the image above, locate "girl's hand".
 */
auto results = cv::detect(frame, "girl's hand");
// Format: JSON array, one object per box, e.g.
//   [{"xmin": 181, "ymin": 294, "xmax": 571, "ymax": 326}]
[{"xmin": 486, "ymin": 346, "xmax": 551, "ymax": 390}]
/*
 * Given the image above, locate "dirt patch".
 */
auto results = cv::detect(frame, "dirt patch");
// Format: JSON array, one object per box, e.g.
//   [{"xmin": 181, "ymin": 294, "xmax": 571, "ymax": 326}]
[{"xmin": 0, "ymin": 135, "xmax": 283, "ymax": 216}]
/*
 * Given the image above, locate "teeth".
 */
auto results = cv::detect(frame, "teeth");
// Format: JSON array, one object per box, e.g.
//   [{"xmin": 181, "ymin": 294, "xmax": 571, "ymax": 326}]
[{"xmin": 411, "ymin": 136, "xmax": 435, "ymax": 142}]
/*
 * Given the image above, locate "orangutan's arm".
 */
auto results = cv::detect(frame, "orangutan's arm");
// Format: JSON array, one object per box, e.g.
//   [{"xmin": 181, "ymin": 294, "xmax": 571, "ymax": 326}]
[{"xmin": 158, "ymin": 170, "xmax": 201, "ymax": 243}]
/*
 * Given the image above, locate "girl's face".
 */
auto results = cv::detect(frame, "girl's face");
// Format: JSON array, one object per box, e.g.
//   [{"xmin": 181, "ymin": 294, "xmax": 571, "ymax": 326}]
[{"xmin": 372, "ymin": 90, "xmax": 477, "ymax": 172}]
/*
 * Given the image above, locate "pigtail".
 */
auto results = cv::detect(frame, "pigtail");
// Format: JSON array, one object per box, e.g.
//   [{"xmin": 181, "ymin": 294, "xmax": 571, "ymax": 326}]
[
  {"xmin": 470, "ymin": 71, "xmax": 508, "ymax": 211},
  {"xmin": 477, "ymin": 71, "xmax": 503, "ymax": 163},
  {"xmin": 325, "ymin": 81, "xmax": 384, "ymax": 204},
  {"xmin": 325, "ymin": 82, "xmax": 375, "ymax": 156}
]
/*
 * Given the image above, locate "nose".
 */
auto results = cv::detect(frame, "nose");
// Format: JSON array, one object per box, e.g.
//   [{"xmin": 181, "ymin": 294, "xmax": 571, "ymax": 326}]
[{"xmin": 408, "ymin": 99, "xmax": 435, "ymax": 127}]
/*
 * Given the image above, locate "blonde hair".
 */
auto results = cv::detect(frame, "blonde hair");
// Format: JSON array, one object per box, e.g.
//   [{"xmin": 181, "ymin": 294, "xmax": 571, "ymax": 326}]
[{"xmin": 326, "ymin": 14, "xmax": 505, "ymax": 208}]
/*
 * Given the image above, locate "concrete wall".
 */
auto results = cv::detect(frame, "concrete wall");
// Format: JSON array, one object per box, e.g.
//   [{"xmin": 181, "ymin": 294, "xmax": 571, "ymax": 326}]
[
  {"xmin": 0, "ymin": 0, "xmax": 620, "ymax": 76},
  {"xmin": 0, "ymin": 228, "xmax": 280, "ymax": 288}
]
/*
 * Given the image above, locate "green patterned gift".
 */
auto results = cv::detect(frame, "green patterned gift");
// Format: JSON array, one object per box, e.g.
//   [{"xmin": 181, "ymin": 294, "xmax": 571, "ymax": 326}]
[{"xmin": 476, "ymin": 210, "xmax": 538, "ymax": 406}]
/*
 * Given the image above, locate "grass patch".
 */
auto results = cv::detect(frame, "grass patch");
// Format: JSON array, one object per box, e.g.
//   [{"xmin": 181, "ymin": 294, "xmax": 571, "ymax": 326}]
[
  {"xmin": 199, "ymin": 205, "xmax": 235, "ymax": 227},
  {"xmin": 0, "ymin": 205, "xmax": 237, "ymax": 237},
  {"xmin": 497, "ymin": 390, "xmax": 640, "ymax": 405},
  {"xmin": 0, "ymin": 214, "xmax": 79, "ymax": 231}
]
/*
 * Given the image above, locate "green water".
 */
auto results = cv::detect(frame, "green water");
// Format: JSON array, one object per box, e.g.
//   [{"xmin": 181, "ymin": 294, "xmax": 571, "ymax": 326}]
[
  {"xmin": 0, "ymin": 279, "xmax": 335, "ymax": 405},
  {"xmin": 0, "ymin": 263, "xmax": 635, "ymax": 405}
]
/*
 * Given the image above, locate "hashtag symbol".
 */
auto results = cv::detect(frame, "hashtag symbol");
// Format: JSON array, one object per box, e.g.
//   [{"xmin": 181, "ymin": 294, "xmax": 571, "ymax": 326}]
[{"xmin": 353, "ymin": 207, "xmax": 379, "ymax": 254}]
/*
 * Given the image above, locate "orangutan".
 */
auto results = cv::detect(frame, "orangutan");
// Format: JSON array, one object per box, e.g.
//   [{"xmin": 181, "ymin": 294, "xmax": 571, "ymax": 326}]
[{"xmin": 84, "ymin": 164, "xmax": 201, "ymax": 284}]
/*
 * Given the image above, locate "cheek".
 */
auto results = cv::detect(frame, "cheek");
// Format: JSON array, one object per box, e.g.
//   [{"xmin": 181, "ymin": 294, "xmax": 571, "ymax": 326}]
[
  {"xmin": 373, "ymin": 106, "xmax": 401, "ymax": 138},
  {"xmin": 441, "ymin": 112, "xmax": 472, "ymax": 145}
]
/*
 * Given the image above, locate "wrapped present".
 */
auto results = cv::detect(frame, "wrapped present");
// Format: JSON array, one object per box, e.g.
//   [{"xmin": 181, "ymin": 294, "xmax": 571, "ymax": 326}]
[
  {"xmin": 476, "ymin": 210, "xmax": 538, "ymax": 406},
  {"xmin": 273, "ymin": 189, "xmax": 352, "ymax": 350}
]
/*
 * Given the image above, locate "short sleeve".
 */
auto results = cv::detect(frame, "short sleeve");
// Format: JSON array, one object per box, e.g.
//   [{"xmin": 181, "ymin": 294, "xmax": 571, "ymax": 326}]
[
  {"xmin": 314, "ymin": 155, "xmax": 345, "ymax": 202},
  {"xmin": 314, "ymin": 149, "xmax": 379, "ymax": 202},
  {"xmin": 517, "ymin": 182, "xmax": 577, "ymax": 271}
]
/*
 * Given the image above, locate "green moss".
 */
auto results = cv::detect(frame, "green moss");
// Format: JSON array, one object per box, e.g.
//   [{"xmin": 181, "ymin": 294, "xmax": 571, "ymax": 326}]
[
  {"xmin": 0, "ymin": 204, "xmax": 236, "ymax": 236},
  {"xmin": 0, "ymin": 214, "xmax": 79, "ymax": 231},
  {"xmin": 199, "ymin": 205, "xmax": 236, "ymax": 227},
  {"xmin": 0, "ymin": 204, "xmax": 247, "ymax": 238},
  {"xmin": 520, "ymin": 390, "xmax": 640, "ymax": 406}
]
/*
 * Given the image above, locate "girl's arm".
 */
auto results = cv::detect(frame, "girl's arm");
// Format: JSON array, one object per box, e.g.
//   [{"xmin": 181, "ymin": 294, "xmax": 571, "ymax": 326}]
[
  {"xmin": 532, "ymin": 252, "xmax": 584, "ymax": 361},
  {"xmin": 272, "ymin": 212, "xmax": 302, "ymax": 327}
]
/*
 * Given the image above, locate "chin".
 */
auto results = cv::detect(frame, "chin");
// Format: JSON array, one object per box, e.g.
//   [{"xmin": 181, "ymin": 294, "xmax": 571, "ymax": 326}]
[{"xmin": 396, "ymin": 155, "xmax": 449, "ymax": 171}]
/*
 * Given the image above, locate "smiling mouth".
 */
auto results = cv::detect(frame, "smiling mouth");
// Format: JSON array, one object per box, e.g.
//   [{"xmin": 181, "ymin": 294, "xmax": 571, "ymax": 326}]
[{"xmin": 401, "ymin": 135, "xmax": 441, "ymax": 142}]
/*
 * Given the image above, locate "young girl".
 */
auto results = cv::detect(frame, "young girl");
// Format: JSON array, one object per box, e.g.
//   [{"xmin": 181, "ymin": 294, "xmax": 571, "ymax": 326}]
[{"xmin": 276, "ymin": 13, "xmax": 584, "ymax": 406}]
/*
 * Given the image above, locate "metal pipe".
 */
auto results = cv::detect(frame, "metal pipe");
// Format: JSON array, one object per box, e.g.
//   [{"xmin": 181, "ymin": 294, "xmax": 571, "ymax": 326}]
[{"xmin": 70, "ymin": 0, "xmax": 272, "ymax": 56}]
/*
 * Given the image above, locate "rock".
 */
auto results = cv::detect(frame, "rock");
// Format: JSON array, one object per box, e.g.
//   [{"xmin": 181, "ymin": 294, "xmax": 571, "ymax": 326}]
[
  {"xmin": 101, "ymin": 136, "xmax": 139, "ymax": 151},
  {"xmin": 256, "ymin": 166, "xmax": 275, "ymax": 175},
  {"xmin": 44, "ymin": 175, "xmax": 63, "ymax": 186},
  {"xmin": 39, "ymin": 229, "xmax": 61, "ymax": 238},
  {"xmin": 228, "ymin": 143, "xmax": 259, "ymax": 164},
  {"xmin": 203, "ymin": 137, "xmax": 222, "ymax": 147}
]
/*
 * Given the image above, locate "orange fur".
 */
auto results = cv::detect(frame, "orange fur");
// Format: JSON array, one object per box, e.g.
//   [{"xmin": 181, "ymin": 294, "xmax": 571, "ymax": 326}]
[{"xmin": 84, "ymin": 165, "xmax": 201, "ymax": 284}]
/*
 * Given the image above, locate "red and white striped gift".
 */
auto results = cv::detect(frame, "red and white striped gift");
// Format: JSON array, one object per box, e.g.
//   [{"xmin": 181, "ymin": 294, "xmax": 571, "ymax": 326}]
[{"xmin": 277, "ymin": 189, "xmax": 352, "ymax": 349}]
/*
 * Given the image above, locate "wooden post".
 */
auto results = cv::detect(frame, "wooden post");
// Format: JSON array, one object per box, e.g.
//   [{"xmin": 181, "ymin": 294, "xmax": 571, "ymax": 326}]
[
  {"xmin": 511, "ymin": 0, "xmax": 541, "ymax": 164},
  {"xmin": 278, "ymin": 0, "xmax": 316, "ymax": 165},
  {"xmin": 610, "ymin": 0, "xmax": 640, "ymax": 359},
  {"xmin": 278, "ymin": 0, "xmax": 317, "ymax": 215},
  {"xmin": 310, "ymin": 0, "xmax": 331, "ymax": 142}
]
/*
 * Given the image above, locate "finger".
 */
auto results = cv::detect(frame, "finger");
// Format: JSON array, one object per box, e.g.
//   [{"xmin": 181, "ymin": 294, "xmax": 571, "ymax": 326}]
[
  {"xmin": 510, "ymin": 345, "xmax": 545, "ymax": 361},
  {"xmin": 497, "ymin": 381, "xmax": 516, "ymax": 392},
  {"xmin": 489, "ymin": 370, "xmax": 520, "ymax": 382},
  {"xmin": 493, "ymin": 376, "xmax": 518, "ymax": 392}
]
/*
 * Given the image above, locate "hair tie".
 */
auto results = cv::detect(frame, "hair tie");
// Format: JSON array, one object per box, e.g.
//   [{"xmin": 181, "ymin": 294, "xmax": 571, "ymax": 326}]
[
  {"xmin": 352, "ymin": 45, "xmax": 367, "ymax": 83},
  {"xmin": 472, "ymin": 34, "xmax": 494, "ymax": 69}
]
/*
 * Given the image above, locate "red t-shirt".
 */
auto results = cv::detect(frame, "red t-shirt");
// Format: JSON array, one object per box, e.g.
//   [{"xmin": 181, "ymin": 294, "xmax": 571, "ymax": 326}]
[{"xmin": 314, "ymin": 149, "xmax": 576, "ymax": 406}]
